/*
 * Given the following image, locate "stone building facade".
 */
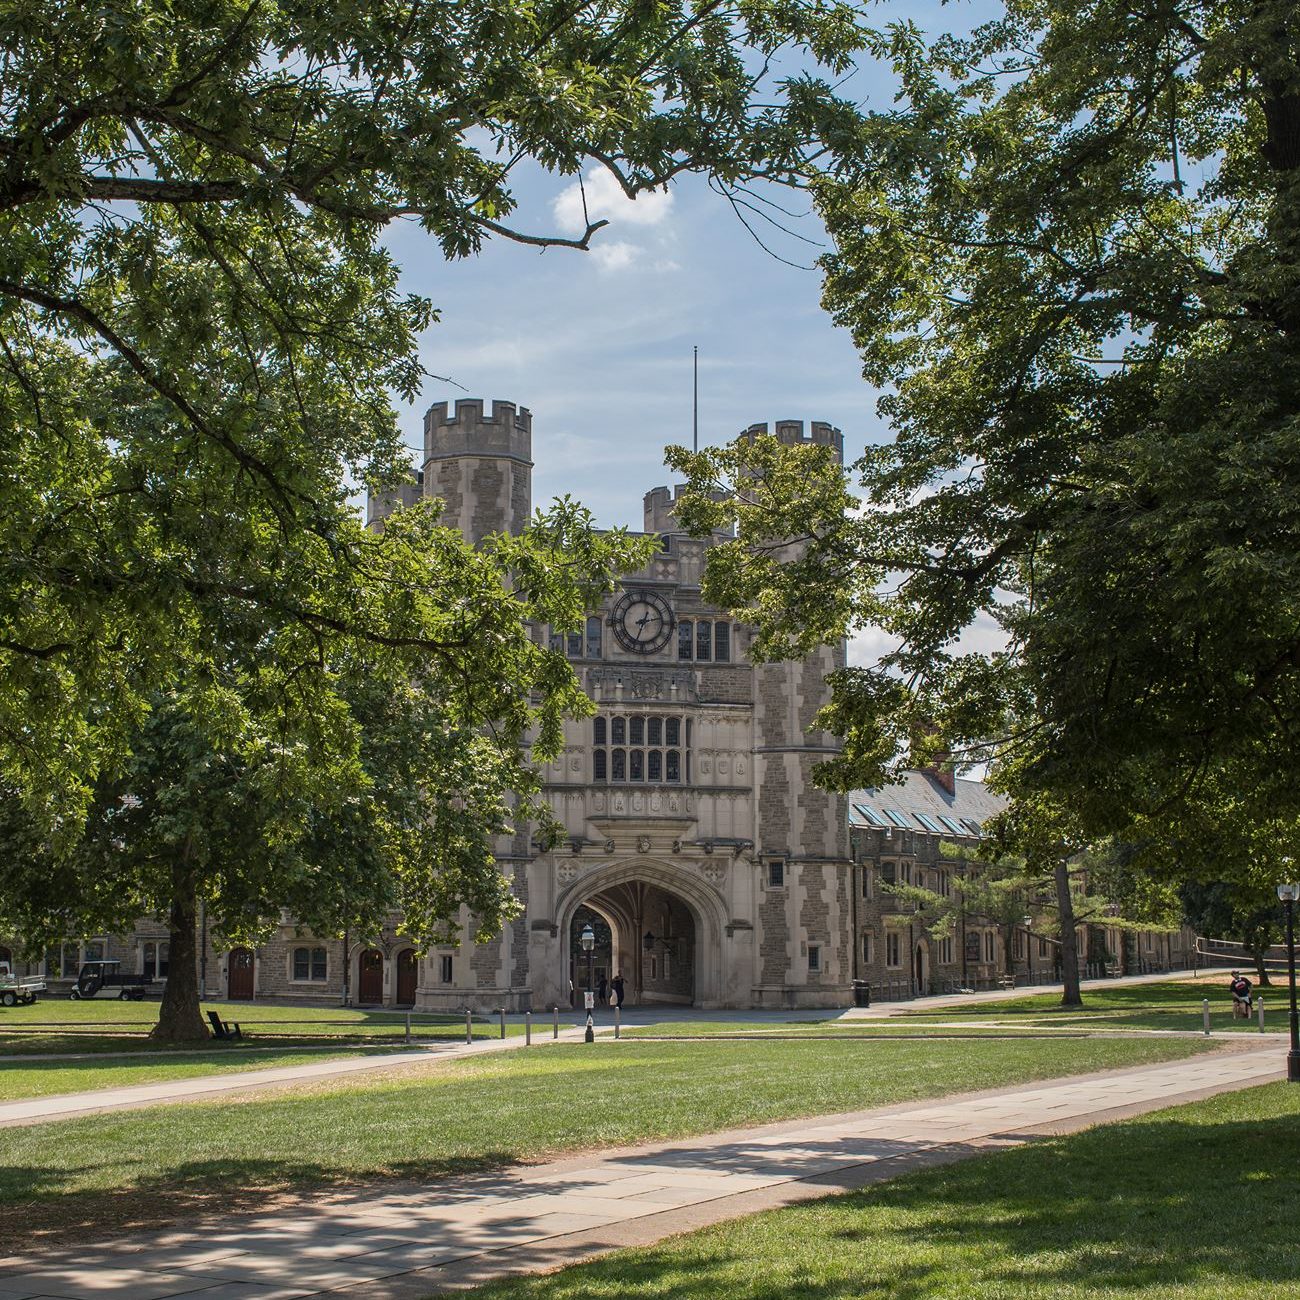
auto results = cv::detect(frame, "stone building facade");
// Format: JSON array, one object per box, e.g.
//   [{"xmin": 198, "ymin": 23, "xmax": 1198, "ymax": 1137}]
[
  {"xmin": 6, "ymin": 397, "xmax": 1186, "ymax": 1010},
  {"xmin": 367, "ymin": 398, "xmax": 854, "ymax": 1011}
]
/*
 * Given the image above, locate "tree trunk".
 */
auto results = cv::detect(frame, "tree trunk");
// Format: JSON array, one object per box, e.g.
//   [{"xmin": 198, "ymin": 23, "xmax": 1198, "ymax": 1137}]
[
  {"xmin": 150, "ymin": 855, "xmax": 209, "ymax": 1042},
  {"xmin": 1055, "ymin": 859, "xmax": 1083, "ymax": 1009},
  {"xmin": 1252, "ymin": 949, "xmax": 1273, "ymax": 987}
]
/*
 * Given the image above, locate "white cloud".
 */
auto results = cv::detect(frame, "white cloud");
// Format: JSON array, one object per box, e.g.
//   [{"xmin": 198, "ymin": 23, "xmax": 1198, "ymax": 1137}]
[
  {"xmin": 552, "ymin": 167, "xmax": 674, "ymax": 235},
  {"xmin": 591, "ymin": 240, "xmax": 640, "ymax": 273}
]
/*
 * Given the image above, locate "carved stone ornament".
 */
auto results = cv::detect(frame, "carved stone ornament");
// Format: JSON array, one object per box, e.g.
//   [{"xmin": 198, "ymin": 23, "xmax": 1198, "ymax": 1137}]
[
  {"xmin": 557, "ymin": 862, "xmax": 580, "ymax": 885},
  {"xmin": 604, "ymin": 838, "xmax": 616, "ymax": 854},
  {"xmin": 637, "ymin": 835, "xmax": 652, "ymax": 855},
  {"xmin": 700, "ymin": 861, "xmax": 725, "ymax": 885}
]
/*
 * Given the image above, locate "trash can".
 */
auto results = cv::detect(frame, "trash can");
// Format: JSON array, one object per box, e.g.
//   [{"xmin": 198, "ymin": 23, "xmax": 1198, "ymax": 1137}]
[{"xmin": 852, "ymin": 980, "xmax": 871, "ymax": 1008}]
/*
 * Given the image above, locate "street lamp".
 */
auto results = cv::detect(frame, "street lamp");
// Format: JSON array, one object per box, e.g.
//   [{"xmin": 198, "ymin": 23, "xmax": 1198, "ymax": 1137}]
[
  {"xmin": 580, "ymin": 922, "xmax": 595, "ymax": 1044},
  {"xmin": 1023, "ymin": 915, "xmax": 1033, "ymax": 986},
  {"xmin": 1278, "ymin": 880, "xmax": 1300, "ymax": 1083}
]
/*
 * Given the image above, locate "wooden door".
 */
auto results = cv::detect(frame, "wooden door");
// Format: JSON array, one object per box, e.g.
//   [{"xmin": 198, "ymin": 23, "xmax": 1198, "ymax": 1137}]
[
  {"xmin": 395, "ymin": 950, "xmax": 418, "ymax": 1005},
  {"xmin": 228, "ymin": 947, "xmax": 254, "ymax": 999},
  {"xmin": 358, "ymin": 949, "xmax": 384, "ymax": 1004}
]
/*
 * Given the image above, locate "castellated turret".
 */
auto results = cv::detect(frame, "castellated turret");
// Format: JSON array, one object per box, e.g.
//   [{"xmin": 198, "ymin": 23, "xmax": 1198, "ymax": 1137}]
[{"xmin": 422, "ymin": 398, "xmax": 534, "ymax": 543}]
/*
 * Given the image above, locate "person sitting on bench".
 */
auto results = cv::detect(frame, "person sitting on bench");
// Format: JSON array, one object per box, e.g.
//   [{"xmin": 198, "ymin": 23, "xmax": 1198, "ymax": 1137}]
[{"xmin": 1229, "ymin": 972, "xmax": 1253, "ymax": 1015}]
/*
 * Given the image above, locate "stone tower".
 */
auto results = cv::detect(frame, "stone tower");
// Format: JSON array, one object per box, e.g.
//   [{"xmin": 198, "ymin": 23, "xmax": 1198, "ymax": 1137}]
[
  {"xmin": 747, "ymin": 419, "xmax": 853, "ymax": 1004},
  {"xmin": 422, "ymin": 398, "xmax": 534, "ymax": 541}
]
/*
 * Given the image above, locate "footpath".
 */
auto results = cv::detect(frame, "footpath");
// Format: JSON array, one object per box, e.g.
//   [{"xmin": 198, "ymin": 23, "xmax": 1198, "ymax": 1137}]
[{"xmin": 0, "ymin": 1041, "xmax": 1282, "ymax": 1299}]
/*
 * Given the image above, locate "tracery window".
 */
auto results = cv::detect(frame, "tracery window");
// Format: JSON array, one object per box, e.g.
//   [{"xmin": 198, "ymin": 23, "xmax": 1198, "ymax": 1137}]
[{"xmin": 592, "ymin": 714, "xmax": 692, "ymax": 785}]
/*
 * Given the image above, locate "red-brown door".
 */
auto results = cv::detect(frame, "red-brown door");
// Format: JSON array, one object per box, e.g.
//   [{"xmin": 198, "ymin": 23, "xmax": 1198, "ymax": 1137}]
[
  {"xmin": 227, "ymin": 947, "xmax": 254, "ymax": 999},
  {"xmin": 358, "ymin": 949, "xmax": 384, "ymax": 1004},
  {"xmin": 396, "ymin": 949, "xmax": 418, "ymax": 1005}
]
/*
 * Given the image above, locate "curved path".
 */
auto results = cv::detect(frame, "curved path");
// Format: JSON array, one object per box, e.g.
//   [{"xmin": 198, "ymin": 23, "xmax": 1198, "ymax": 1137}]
[{"xmin": 0, "ymin": 1041, "xmax": 1281, "ymax": 1299}]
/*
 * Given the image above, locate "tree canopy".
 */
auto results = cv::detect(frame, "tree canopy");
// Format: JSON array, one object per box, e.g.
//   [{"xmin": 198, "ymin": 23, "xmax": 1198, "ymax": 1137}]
[
  {"xmin": 0, "ymin": 0, "xmax": 870, "ymax": 829},
  {"xmin": 669, "ymin": 0, "xmax": 1300, "ymax": 884}
]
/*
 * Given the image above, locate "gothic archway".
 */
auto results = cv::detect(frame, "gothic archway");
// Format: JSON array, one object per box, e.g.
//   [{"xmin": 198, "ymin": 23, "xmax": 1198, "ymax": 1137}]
[{"xmin": 556, "ymin": 859, "xmax": 726, "ymax": 1007}]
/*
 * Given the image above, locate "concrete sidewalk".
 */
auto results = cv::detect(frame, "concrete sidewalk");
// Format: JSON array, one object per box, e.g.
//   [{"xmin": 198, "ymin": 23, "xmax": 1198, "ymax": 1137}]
[{"xmin": 0, "ymin": 1042, "xmax": 1281, "ymax": 1299}]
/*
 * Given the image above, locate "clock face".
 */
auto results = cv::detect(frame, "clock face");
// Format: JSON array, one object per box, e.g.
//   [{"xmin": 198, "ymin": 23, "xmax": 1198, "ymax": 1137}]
[{"xmin": 611, "ymin": 590, "xmax": 675, "ymax": 654}]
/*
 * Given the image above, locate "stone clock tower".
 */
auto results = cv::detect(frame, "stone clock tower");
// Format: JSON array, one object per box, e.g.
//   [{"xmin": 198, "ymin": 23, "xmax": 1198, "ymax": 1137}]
[{"xmin": 368, "ymin": 399, "xmax": 853, "ymax": 1011}]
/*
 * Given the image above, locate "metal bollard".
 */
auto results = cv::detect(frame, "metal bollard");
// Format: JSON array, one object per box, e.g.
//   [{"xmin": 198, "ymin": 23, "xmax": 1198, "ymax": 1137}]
[
  {"xmin": 553, "ymin": 1005, "xmax": 559, "ymax": 1039},
  {"xmin": 405, "ymin": 1012, "xmax": 411, "ymax": 1046},
  {"xmin": 1202, "ymin": 998, "xmax": 1211, "ymax": 1035},
  {"xmin": 525, "ymin": 1011, "xmax": 531, "ymax": 1045},
  {"xmin": 615, "ymin": 1006, "xmax": 621, "ymax": 1040},
  {"xmin": 1259, "ymin": 997, "xmax": 1266, "ymax": 1033},
  {"xmin": 499, "ymin": 1007, "xmax": 506, "ymax": 1039},
  {"xmin": 465, "ymin": 1009, "xmax": 473, "ymax": 1044}
]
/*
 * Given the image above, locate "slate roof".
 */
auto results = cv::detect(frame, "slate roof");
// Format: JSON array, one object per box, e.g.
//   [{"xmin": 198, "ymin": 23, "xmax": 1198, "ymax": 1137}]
[{"xmin": 846, "ymin": 770, "xmax": 1006, "ymax": 837}]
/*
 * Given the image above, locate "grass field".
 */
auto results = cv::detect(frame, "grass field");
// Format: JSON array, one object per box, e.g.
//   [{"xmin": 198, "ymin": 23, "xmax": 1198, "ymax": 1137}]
[
  {"xmin": 0, "ymin": 996, "xmax": 520, "ymax": 1056},
  {"xmin": 1, "ymin": 1034, "xmax": 1209, "ymax": 1238},
  {"xmin": 0, "ymin": 1046, "xmax": 400, "ymax": 1100},
  {"xmin": 899, "ymin": 978, "xmax": 1281, "ymax": 1034},
  {"xmin": 465, "ymin": 1080, "xmax": 1300, "ymax": 1300}
]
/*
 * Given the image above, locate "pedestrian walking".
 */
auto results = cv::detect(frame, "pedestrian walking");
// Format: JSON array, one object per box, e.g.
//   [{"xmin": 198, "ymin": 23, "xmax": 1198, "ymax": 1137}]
[
  {"xmin": 597, "ymin": 972, "xmax": 608, "ymax": 1005},
  {"xmin": 610, "ymin": 970, "xmax": 625, "ymax": 1008}
]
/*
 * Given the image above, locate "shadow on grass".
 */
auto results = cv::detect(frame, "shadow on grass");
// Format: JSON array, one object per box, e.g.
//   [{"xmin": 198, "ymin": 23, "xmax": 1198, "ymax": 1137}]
[
  {"xmin": 1, "ymin": 1149, "xmax": 521, "ymax": 1246},
  {"xmin": 469, "ymin": 1100, "xmax": 1300, "ymax": 1299}
]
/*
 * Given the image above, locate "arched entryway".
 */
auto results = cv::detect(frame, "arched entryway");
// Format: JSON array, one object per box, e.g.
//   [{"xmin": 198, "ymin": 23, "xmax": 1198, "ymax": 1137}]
[
  {"xmin": 228, "ymin": 947, "xmax": 254, "ymax": 999},
  {"xmin": 358, "ymin": 948, "xmax": 384, "ymax": 1004},
  {"xmin": 558, "ymin": 861, "xmax": 722, "ymax": 1007},
  {"xmin": 914, "ymin": 940, "xmax": 929, "ymax": 997},
  {"xmin": 395, "ymin": 949, "xmax": 418, "ymax": 1006}
]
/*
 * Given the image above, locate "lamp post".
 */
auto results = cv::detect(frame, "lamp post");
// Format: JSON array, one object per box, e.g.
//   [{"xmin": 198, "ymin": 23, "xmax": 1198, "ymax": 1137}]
[
  {"xmin": 1278, "ymin": 880, "xmax": 1300, "ymax": 1083},
  {"xmin": 1023, "ymin": 915, "xmax": 1033, "ymax": 985},
  {"xmin": 580, "ymin": 922, "xmax": 595, "ymax": 1044}
]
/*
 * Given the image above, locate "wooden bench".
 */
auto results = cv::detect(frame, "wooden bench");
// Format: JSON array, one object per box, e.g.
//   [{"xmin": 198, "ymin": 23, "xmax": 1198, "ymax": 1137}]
[{"xmin": 207, "ymin": 1010, "xmax": 242, "ymax": 1040}]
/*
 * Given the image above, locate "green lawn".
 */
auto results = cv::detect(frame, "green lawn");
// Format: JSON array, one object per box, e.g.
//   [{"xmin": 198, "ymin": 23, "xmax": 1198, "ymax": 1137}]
[
  {"xmin": 618, "ymin": 1021, "xmax": 1090, "ymax": 1038},
  {"xmin": 0, "ymin": 1046, "xmax": 402, "ymax": 1100},
  {"xmin": 464, "ymin": 1081, "xmax": 1300, "ymax": 1300},
  {"xmin": 0, "ymin": 996, "xmax": 517, "ymax": 1055},
  {"xmin": 3, "ymin": 1035, "xmax": 1208, "ymax": 1238},
  {"xmin": 900, "ymin": 978, "xmax": 1278, "ymax": 1034}
]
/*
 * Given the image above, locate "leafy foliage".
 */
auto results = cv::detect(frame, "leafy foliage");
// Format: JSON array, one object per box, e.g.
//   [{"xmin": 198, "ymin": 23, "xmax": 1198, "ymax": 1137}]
[{"xmin": 670, "ymin": 0, "xmax": 1300, "ymax": 881}]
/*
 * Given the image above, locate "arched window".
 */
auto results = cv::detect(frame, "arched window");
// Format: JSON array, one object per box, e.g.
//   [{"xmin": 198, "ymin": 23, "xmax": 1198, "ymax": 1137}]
[
  {"xmin": 648, "ymin": 716, "xmax": 662, "ymax": 745},
  {"xmin": 714, "ymin": 622, "xmax": 730, "ymax": 662},
  {"xmin": 593, "ymin": 749, "xmax": 607, "ymax": 781},
  {"xmin": 678, "ymin": 621, "xmax": 693, "ymax": 660},
  {"xmin": 630, "ymin": 716, "xmax": 645, "ymax": 745},
  {"xmin": 593, "ymin": 716, "xmax": 606, "ymax": 745},
  {"xmin": 585, "ymin": 616, "xmax": 602, "ymax": 659},
  {"xmin": 630, "ymin": 750, "xmax": 644, "ymax": 781},
  {"xmin": 648, "ymin": 751, "xmax": 662, "ymax": 781},
  {"xmin": 612, "ymin": 749, "xmax": 626, "ymax": 780},
  {"xmin": 696, "ymin": 621, "xmax": 712, "ymax": 660},
  {"xmin": 612, "ymin": 716, "xmax": 626, "ymax": 745}
]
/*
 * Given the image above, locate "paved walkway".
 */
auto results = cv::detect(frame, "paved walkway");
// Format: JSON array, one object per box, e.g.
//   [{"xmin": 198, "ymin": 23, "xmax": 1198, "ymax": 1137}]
[{"xmin": 0, "ymin": 1042, "xmax": 1281, "ymax": 1299}]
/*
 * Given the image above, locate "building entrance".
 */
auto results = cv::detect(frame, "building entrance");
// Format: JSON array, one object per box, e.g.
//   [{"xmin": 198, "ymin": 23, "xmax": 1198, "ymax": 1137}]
[{"xmin": 569, "ymin": 878, "xmax": 698, "ymax": 1007}]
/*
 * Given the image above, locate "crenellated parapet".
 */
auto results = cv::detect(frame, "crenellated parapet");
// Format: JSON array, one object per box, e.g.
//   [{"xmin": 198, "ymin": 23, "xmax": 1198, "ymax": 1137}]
[
  {"xmin": 742, "ymin": 418, "xmax": 844, "ymax": 464},
  {"xmin": 424, "ymin": 399, "xmax": 533, "ymax": 466}
]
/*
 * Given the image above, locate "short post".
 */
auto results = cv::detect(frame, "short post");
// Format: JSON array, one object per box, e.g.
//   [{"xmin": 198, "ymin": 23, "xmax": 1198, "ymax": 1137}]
[
  {"xmin": 465, "ymin": 1009, "xmax": 473, "ymax": 1044},
  {"xmin": 499, "ymin": 1007, "xmax": 506, "ymax": 1040},
  {"xmin": 1259, "ymin": 997, "xmax": 1266, "ymax": 1034},
  {"xmin": 1202, "ymin": 998, "xmax": 1211, "ymax": 1035},
  {"xmin": 525, "ymin": 1010, "xmax": 531, "ymax": 1045},
  {"xmin": 405, "ymin": 1011, "xmax": 411, "ymax": 1046},
  {"xmin": 552, "ymin": 1005, "xmax": 559, "ymax": 1039},
  {"xmin": 614, "ymin": 1005, "xmax": 621, "ymax": 1040}
]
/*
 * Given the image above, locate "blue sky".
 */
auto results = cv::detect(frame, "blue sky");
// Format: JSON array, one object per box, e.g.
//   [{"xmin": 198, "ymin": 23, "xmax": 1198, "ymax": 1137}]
[{"xmin": 378, "ymin": 0, "xmax": 1002, "ymax": 666}]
